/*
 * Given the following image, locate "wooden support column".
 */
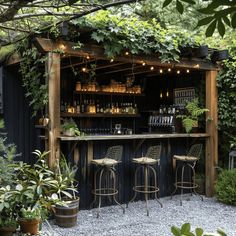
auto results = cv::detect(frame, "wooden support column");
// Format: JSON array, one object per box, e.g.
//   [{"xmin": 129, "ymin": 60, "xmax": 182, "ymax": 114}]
[
  {"xmin": 205, "ymin": 70, "xmax": 218, "ymax": 197},
  {"xmin": 47, "ymin": 52, "xmax": 60, "ymax": 167}
]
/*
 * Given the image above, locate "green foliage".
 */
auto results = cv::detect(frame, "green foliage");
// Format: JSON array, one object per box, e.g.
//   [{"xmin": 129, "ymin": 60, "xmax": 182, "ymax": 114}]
[
  {"xmin": 177, "ymin": 98, "xmax": 208, "ymax": 133},
  {"xmin": 217, "ymin": 50, "xmax": 236, "ymax": 160},
  {"xmin": 17, "ymin": 39, "xmax": 48, "ymax": 117},
  {"xmin": 171, "ymin": 223, "xmax": 227, "ymax": 236},
  {"xmin": 73, "ymin": 10, "xmax": 199, "ymax": 62},
  {"xmin": 215, "ymin": 169, "xmax": 236, "ymax": 205},
  {"xmin": 162, "ymin": 0, "xmax": 236, "ymax": 37},
  {"xmin": 61, "ymin": 118, "xmax": 81, "ymax": 136}
]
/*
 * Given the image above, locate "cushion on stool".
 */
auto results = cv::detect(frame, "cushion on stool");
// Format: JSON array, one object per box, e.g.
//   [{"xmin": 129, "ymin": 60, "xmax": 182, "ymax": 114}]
[
  {"xmin": 173, "ymin": 155, "xmax": 198, "ymax": 162},
  {"xmin": 132, "ymin": 157, "xmax": 159, "ymax": 165},
  {"xmin": 91, "ymin": 158, "xmax": 118, "ymax": 166}
]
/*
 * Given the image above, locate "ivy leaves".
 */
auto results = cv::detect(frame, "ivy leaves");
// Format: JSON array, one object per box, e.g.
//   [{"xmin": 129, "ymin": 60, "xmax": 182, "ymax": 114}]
[{"xmin": 163, "ymin": 0, "xmax": 236, "ymax": 37}]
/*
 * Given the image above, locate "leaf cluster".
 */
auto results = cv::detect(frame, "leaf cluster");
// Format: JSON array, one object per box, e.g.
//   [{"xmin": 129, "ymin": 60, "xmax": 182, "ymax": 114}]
[
  {"xmin": 162, "ymin": 0, "xmax": 236, "ymax": 37},
  {"xmin": 216, "ymin": 169, "xmax": 236, "ymax": 206},
  {"xmin": 73, "ymin": 10, "xmax": 199, "ymax": 62},
  {"xmin": 177, "ymin": 98, "xmax": 208, "ymax": 133},
  {"xmin": 171, "ymin": 222, "xmax": 226, "ymax": 236}
]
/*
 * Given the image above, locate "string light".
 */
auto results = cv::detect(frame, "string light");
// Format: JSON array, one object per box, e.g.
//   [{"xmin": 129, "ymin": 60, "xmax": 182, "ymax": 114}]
[
  {"xmin": 142, "ymin": 62, "xmax": 146, "ymax": 66},
  {"xmin": 59, "ymin": 43, "xmax": 66, "ymax": 50},
  {"xmin": 168, "ymin": 68, "xmax": 171, "ymax": 72},
  {"xmin": 125, "ymin": 51, "xmax": 129, "ymax": 56},
  {"xmin": 159, "ymin": 69, "xmax": 163, "ymax": 74},
  {"xmin": 86, "ymin": 55, "xmax": 90, "ymax": 60},
  {"xmin": 82, "ymin": 67, "xmax": 87, "ymax": 72},
  {"xmin": 195, "ymin": 64, "xmax": 200, "ymax": 68},
  {"xmin": 166, "ymin": 91, "xmax": 169, "ymax": 97},
  {"xmin": 186, "ymin": 69, "xmax": 190, "ymax": 73},
  {"xmin": 150, "ymin": 66, "xmax": 154, "ymax": 71},
  {"xmin": 110, "ymin": 58, "xmax": 114, "ymax": 63},
  {"xmin": 177, "ymin": 70, "xmax": 180, "ymax": 74},
  {"xmin": 160, "ymin": 92, "xmax": 163, "ymax": 98}
]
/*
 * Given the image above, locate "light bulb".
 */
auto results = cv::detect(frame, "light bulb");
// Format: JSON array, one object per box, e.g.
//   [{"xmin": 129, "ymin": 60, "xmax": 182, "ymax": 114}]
[
  {"xmin": 160, "ymin": 69, "xmax": 163, "ymax": 73},
  {"xmin": 110, "ymin": 58, "xmax": 114, "ymax": 63},
  {"xmin": 187, "ymin": 69, "xmax": 190, "ymax": 73},
  {"xmin": 168, "ymin": 68, "xmax": 171, "ymax": 72},
  {"xmin": 177, "ymin": 70, "xmax": 180, "ymax": 74},
  {"xmin": 150, "ymin": 66, "xmax": 154, "ymax": 71},
  {"xmin": 142, "ymin": 62, "xmax": 146, "ymax": 66},
  {"xmin": 82, "ymin": 67, "xmax": 87, "ymax": 72},
  {"xmin": 125, "ymin": 51, "xmax": 129, "ymax": 55},
  {"xmin": 160, "ymin": 92, "xmax": 163, "ymax": 98},
  {"xmin": 166, "ymin": 91, "xmax": 169, "ymax": 97}
]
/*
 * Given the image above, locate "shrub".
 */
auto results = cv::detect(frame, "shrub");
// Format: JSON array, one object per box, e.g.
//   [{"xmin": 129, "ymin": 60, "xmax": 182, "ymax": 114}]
[{"xmin": 215, "ymin": 169, "xmax": 236, "ymax": 205}]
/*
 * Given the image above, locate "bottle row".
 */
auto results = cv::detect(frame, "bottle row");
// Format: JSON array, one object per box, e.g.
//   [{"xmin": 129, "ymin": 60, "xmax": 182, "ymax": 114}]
[{"xmin": 61, "ymin": 99, "xmax": 139, "ymax": 115}]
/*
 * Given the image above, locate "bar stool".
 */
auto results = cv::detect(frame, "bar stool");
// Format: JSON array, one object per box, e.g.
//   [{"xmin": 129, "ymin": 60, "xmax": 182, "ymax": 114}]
[
  {"xmin": 90, "ymin": 145, "xmax": 125, "ymax": 218},
  {"xmin": 229, "ymin": 149, "xmax": 236, "ymax": 169},
  {"xmin": 127, "ymin": 145, "xmax": 163, "ymax": 216},
  {"xmin": 171, "ymin": 144, "xmax": 203, "ymax": 206}
]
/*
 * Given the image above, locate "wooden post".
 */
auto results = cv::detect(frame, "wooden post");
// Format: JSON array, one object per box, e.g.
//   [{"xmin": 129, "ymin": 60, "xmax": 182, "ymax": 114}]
[
  {"xmin": 205, "ymin": 70, "xmax": 218, "ymax": 197},
  {"xmin": 47, "ymin": 52, "xmax": 60, "ymax": 167}
]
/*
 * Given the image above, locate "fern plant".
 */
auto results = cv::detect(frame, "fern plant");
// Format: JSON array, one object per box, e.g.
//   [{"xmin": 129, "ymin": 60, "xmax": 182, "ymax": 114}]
[{"xmin": 177, "ymin": 98, "xmax": 209, "ymax": 133}]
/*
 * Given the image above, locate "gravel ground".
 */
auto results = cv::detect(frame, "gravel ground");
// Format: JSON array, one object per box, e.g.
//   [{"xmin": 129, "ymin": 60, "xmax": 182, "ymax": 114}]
[{"xmin": 42, "ymin": 195, "xmax": 236, "ymax": 236}]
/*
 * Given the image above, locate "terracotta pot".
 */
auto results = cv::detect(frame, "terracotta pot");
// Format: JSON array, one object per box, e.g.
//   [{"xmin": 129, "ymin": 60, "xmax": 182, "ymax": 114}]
[
  {"xmin": 19, "ymin": 218, "xmax": 40, "ymax": 235},
  {"xmin": 54, "ymin": 198, "xmax": 80, "ymax": 228},
  {"xmin": 0, "ymin": 226, "xmax": 16, "ymax": 236}
]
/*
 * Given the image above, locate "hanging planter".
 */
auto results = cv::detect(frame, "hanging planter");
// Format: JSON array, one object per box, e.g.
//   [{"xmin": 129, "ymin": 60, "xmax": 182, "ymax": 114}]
[{"xmin": 211, "ymin": 50, "xmax": 229, "ymax": 62}]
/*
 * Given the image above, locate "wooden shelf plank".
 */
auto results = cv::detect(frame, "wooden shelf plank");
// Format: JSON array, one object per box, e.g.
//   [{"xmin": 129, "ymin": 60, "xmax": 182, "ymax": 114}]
[
  {"xmin": 74, "ymin": 91, "xmax": 144, "ymax": 96},
  {"xmin": 59, "ymin": 133, "xmax": 210, "ymax": 141},
  {"xmin": 61, "ymin": 112, "xmax": 141, "ymax": 118}
]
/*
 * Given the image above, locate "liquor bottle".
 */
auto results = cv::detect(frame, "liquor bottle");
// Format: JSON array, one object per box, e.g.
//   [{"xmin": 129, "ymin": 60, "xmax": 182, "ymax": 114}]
[
  {"xmin": 96, "ymin": 100, "xmax": 100, "ymax": 113},
  {"xmin": 81, "ymin": 100, "xmax": 85, "ymax": 113},
  {"xmin": 76, "ymin": 100, "xmax": 80, "ymax": 114},
  {"xmin": 60, "ymin": 101, "xmax": 65, "ymax": 112}
]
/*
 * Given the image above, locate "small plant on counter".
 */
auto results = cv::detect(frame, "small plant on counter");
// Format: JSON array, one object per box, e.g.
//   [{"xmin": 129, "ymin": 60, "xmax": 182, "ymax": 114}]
[
  {"xmin": 177, "ymin": 98, "xmax": 209, "ymax": 133},
  {"xmin": 171, "ymin": 223, "xmax": 227, "ymax": 236},
  {"xmin": 61, "ymin": 118, "xmax": 81, "ymax": 137}
]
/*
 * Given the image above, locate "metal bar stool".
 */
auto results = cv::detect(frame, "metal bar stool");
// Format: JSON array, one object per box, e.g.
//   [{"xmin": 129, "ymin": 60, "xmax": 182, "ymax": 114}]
[
  {"xmin": 171, "ymin": 144, "xmax": 204, "ymax": 206},
  {"xmin": 90, "ymin": 145, "xmax": 125, "ymax": 218},
  {"xmin": 229, "ymin": 150, "xmax": 236, "ymax": 169},
  {"xmin": 127, "ymin": 145, "xmax": 163, "ymax": 216}
]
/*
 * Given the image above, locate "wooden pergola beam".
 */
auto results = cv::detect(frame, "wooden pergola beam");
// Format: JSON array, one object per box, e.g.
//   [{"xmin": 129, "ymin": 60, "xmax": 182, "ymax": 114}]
[{"xmin": 34, "ymin": 37, "xmax": 219, "ymax": 71}]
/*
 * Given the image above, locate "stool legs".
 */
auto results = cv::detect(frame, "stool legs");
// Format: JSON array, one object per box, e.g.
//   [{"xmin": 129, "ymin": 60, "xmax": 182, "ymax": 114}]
[
  {"xmin": 91, "ymin": 166, "xmax": 125, "ymax": 218},
  {"xmin": 128, "ymin": 164, "xmax": 162, "ymax": 216},
  {"xmin": 171, "ymin": 161, "xmax": 203, "ymax": 205}
]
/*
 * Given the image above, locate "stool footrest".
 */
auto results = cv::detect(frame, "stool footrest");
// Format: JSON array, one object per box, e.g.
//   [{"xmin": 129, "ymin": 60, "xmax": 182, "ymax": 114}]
[
  {"xmin": 92, "ymin": 188, "xmax": 118, "ymax": 196},
  {"xmin": 175, "ymin": 181, "xmax": 198, "ymax": 189},
  {"xmin": 133, "ymin": 185, "xmax": 159, "ymax": 194}
]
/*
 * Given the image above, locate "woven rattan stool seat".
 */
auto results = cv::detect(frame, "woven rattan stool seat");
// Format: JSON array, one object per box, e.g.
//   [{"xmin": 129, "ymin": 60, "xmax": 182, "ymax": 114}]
[
  {"xmin": 91, "ymin": 158, "xmax": 118, "ymax": 166},
  {"xmin": 173, "ymin": 155, "xmax": 198, "ymax": 162},
  {"xmin": 132, "ymin": 157, "xmax": 159, "ymax": 165}
]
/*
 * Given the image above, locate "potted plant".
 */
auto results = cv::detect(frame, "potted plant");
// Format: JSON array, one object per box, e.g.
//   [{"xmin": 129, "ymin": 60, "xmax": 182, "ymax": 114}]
[
  {"xmin": 61, "ymin": 118, "xmax": 81, "ymax": 136},
  {"xmin": 52, "ymin": 153, "xmax": 79, "ymax": 228},
  {"xmin": 177, "ymin": 98, "xmax": 209, "ymax": 133},
  {"xmin": 0, "ymin": 186, "xmax": 18, "ymax": 236}
]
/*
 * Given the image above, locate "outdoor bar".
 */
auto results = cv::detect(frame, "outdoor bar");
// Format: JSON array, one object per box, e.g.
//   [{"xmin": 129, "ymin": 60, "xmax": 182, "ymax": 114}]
[
  {"xmin": 4, "ymin": 34, "xmax": 218, "ymax": 210},
  {"xmin": 29, "ymin": 36, "xmax": 218, "ymax": 209}
]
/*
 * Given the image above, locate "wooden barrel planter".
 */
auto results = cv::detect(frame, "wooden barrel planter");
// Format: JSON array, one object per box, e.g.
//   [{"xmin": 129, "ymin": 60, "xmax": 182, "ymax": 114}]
[
  {"xmin": 54, "ymin": 198, "xmax": 80, "ymax": 228},
  {"xmin": 18, "ymin": 218, "xmax": 40, "ymax": 235},
  {"xmin": 0, "ymin": 226, "xmax": 17, "ymax": 236}
]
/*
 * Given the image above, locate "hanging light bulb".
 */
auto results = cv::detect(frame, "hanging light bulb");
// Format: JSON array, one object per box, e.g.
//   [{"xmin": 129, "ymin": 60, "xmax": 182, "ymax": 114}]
[
  {"xmin": 142, "ymin": 61, "xmax": 146, "ymax": 66},
  {"xmin": 177, "ymin": 70, "xmax": 180, "ymax": 74},
  {"xmin": 166, "ymin": 91, "xmax": 169, "ymax": 97},
  {"xmin": 86, "ymin": 55, "xmax": 90, "ymax": 60},
  {"xmin": 160, "ymin": 91, "xmax": 163, "ymax": 98},
  {"xmin": 82, "ymin": 67, "xmax": 87, "ymax": 72},
  {"xmin": 168, "ymin": 68, "xmax": 171, "ymax": 72},
  {"xmin": 110, "ymin": 58, "xmax": 114, "ymax": 63},
  {"xmin": 159, "ymin": 69, "xmax": 163, "ymax": 74},
  {"xmin": 125, "ymin": 51, "xmax": 129, "ymax": 56},
  {"xmin": 186, "ymin": 69, "xmax": 190, "ymax": 73},
  {"xmin": 150, "ymin": 66, "xmax": 154, "ymax": 71}
]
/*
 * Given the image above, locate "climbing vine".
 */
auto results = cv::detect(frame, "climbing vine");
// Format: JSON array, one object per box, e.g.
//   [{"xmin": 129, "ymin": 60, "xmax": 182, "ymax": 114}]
[
  {"xmin": 72, "ymin": 10, "xmax": 199, "ymax": 62},
  {"xmin": 17, "ymin": 39, "xmax": 48, "ymax": 117},
  {"xmin": 217, "ymin": 50, "xmax": 236, "ymax": 162}
]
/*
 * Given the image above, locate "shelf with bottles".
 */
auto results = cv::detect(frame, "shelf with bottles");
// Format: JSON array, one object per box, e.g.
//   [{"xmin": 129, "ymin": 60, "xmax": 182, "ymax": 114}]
[
  {"xmin": 60, "ymin": 99, "xmax": 140, "ymax": 117},
  {"xmin": 61, "ymin": 112, "xmax": 141, "ymax": 118},
  {"xmin": 73, "ymin": 90, "xmax": 144, "ymax": 96}
]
